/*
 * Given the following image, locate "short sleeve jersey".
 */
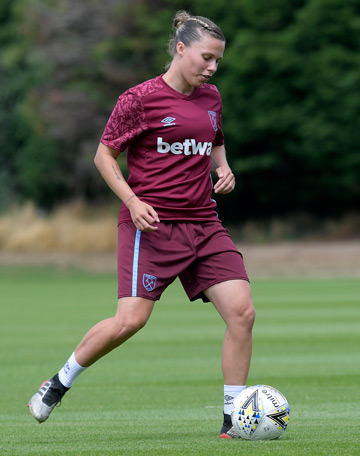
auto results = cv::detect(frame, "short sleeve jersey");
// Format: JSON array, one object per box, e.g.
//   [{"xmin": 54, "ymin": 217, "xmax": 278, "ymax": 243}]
[{"xmin": 101, "ymin": 75, "xmax": 224, "ymax": 222}]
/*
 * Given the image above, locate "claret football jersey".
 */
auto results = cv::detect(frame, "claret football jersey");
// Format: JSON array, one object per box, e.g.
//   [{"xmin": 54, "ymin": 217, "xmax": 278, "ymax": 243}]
[{"xmin": 101, "ymin": 75, "xmax": 225, "ymax": 222}]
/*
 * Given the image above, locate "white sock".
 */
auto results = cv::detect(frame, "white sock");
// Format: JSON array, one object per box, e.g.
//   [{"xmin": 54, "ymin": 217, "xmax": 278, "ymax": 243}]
[
  {"xmin": 224, "ymin": 385, "xmax": 246, "ymax": 415},
  {"xmin": 58, "ymin": 352, "xmax": 88, "ymax": 388}
]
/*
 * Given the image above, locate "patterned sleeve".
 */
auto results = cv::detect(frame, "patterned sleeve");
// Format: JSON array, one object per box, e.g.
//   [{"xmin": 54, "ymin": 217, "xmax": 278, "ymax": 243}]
[{"xmin": 100, "ymin": 91, "xmax": 147, "ymax": 152}]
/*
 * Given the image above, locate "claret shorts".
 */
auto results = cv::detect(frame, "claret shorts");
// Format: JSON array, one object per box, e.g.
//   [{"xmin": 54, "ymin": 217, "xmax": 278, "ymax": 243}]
[{"xmin": 117, "ymin": 221, "xmax": 249, "ymax": 302}]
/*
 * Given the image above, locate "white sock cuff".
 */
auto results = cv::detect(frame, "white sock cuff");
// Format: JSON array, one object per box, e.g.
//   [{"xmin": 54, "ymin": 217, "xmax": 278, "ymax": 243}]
[
  {"xmin": 58, "ymin": 352, "xmax": 87, "ymax": 388},
  {"xmin": 224, "ymin": 385, "xmax": 246, "ymax": 393},
  {"xmin": 224, "ymin": 385, "xmax": 246, "ymax": 415}
]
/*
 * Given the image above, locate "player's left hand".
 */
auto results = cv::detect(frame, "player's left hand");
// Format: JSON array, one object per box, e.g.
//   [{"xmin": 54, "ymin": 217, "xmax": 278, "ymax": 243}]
[{"xmin": 214, "ymin": 166, "xmax": 235, "ymax": 194}]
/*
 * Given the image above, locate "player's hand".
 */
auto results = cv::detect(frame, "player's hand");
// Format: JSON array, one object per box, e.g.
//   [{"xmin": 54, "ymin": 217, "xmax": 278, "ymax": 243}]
[
  {"xmin": 126, "ymin": 196, "xmax": 160, "ymax": 232},
  {"xmin": 214, "ymin": 166, "xmax": 235, "ymax": 194}
]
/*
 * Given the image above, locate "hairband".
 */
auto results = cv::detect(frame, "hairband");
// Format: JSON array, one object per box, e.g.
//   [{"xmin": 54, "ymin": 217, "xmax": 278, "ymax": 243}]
[{"xmin": 186, "ymin": 17, "xmax": 211, "ymax": 30}]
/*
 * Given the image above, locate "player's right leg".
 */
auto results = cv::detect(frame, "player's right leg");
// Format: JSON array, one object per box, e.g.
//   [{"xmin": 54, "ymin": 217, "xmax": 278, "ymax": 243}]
[{"xmin": 28, "ymin": 296, "xmax": 155, "ymax": 423}]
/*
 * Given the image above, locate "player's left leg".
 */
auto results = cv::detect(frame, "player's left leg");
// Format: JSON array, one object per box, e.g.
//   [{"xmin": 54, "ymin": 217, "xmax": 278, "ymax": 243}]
[
  {"xmin": 204, "ymin": 279, "xmax": 255, "ymax": 385},
  {"xmin": 203, "ymin": 279, "xmax": 255, "ymax": 438}
]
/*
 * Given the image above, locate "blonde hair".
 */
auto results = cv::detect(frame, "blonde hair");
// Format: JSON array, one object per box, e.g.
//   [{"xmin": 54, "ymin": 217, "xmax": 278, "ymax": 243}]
[{"xmin": 167, "ymin": 10, "xmax": 225, "ymax": 59}]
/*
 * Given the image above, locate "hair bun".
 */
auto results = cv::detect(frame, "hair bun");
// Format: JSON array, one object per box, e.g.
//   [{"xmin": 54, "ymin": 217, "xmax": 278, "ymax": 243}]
[{"xmin": 173, "ymin": 10, "xmax": 191, "ymax": 29}]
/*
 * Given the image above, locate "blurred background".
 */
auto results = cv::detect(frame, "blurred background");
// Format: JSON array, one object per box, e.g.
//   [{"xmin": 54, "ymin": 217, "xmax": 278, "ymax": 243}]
[{"xmin": 0, "ymin": 0, "xmax": 359, "ymax": 257}]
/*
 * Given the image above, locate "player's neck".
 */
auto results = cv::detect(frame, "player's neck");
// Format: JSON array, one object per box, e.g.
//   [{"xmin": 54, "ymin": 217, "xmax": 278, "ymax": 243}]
[{"xmin": 162, "ymin": 68, "xmax": 194, "ymax": 96}]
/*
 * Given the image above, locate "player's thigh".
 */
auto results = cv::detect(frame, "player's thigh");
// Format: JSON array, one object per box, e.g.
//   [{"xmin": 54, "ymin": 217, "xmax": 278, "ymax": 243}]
[{"xmin": 204, "ymin": 280, "xmax": 255, "ymax": 327}]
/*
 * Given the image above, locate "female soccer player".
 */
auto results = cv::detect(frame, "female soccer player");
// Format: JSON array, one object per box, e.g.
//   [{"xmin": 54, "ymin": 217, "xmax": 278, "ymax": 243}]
[{"xmin": 28, "ymin": 10, "xmax": 255, "ymax": 438}]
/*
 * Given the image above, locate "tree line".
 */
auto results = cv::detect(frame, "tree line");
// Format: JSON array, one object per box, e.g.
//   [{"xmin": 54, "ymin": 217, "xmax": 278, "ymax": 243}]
[{"xmin": 1, "ymin": 0, "xmax": 359, "ymax": 221}]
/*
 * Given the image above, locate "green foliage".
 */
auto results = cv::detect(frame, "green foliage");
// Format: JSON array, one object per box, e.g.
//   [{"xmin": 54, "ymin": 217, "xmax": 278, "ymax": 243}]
[
  {"xmin": 214, "ymin": 0, "xmax": 360, "ymax": 217},
  {"xmin": 0, "ymin": 0, "xmax": 26, "ymax": 209},
  {"xmin": 1, "ymin": 0, "xmax": 360, "ymax": 218},
  {"xmin": 0, "ymin": 0, "xmax": 61, "ymax": 209}
]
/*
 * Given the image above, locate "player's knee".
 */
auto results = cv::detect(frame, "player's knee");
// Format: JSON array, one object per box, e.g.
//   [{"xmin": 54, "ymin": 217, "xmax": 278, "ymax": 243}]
[
  {"xmin": 122, "ymin": 315, "xmax": 148, "ymax": 336},
  {"xmin": 111, "ymin": 314, "xmax": 148, "ymax": 343},
  {"xmin": 234, "ymin": 297, "xmax": 256, "ymax": 330},
  {"xmin": 243, "ymin": 300, "xmax": 256, "ymax": 329}
]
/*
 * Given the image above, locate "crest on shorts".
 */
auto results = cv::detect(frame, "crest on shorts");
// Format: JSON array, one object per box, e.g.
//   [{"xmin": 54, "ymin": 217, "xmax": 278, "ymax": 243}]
[
  {"xmin": 208, "ymin": 111, "xmax": 218, "ymax": 131},
  {"xmin": 143, "ymin": 273, "xmax": 157, "ymax": 292}
]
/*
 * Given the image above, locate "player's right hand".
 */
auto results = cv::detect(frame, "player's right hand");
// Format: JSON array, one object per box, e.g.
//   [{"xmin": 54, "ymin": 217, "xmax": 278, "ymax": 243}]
[{"xmin": 126, "ymin": 196, "xmax": 160, "ymax": 232}]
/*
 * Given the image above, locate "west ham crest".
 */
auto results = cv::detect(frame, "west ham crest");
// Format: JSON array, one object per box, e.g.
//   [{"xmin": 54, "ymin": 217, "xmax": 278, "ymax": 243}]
[
  {"xmin": 143, "ymin": 274, "xmax": 157, "ymax": 292},
  {"xmin": 208, "ymin": 111, "xmax": 218, "ymax": 131}
]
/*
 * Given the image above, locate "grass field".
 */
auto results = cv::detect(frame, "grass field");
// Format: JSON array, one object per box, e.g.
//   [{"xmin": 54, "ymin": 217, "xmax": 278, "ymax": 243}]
[{"xmin": 0, "ymin": 265, "xmax": 359, "ymax": 455}]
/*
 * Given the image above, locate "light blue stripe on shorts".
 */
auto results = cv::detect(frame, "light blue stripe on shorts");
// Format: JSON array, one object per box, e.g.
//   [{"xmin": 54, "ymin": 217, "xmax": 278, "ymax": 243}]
[{"xmin": 132, "ymin": 229, "xmax": 141, "ymax": 296}]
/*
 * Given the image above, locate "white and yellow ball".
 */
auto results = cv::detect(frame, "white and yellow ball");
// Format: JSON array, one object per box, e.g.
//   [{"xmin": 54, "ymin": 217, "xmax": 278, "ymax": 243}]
[{"xmin": 231, "ymin": 384, "xmax": 290, "ymax": 440}]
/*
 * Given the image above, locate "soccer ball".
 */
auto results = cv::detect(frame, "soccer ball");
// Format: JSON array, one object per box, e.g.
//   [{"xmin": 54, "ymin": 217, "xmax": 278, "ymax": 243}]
[{"xmin": 231, "ymin": 385, "xmax": 290, "ymax": 440}]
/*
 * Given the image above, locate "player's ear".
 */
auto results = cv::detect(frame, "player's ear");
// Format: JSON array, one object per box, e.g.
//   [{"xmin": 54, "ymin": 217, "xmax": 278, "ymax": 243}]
[{"xmin": 176, "ymin": 41, "xmax": 186, "ymax": 56}]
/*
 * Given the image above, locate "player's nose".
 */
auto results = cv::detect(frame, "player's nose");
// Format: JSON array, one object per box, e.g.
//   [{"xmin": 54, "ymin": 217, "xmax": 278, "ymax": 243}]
[{"xmin": 207, "ymin": 60, "xmax": 218, "ymax": 74}]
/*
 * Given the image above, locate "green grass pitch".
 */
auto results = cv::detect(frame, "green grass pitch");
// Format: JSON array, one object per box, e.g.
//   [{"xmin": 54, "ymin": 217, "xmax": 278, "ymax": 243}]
[{"xmin": 0, "ymin": 265, "xmax": 359, "ymax": 455}]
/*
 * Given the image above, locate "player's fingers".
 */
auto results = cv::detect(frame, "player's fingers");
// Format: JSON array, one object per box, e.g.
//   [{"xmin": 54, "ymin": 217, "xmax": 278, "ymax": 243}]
[
  {"xmin": 142, "ymin": 216, "xmax": 159, "ymax": 231},
  {"xmin": 136, "ymin": 212, "xmax": 159, "ymax": 231},
  {"xmin": 139, "ymin": 219, "xmax": 158, "ymax": 231},
  {"xmin": 215, "ymin": 169, "xmax": 233, "ymax": 184},
  {"xmin": 215, "ymin": 174, "xmax": 235, "ymax": 193},
  {"xmin": 142, "ymin": 209, "xmax": 159, "ymax": 225},
  {"xmin": 224, "ymin": 176, "xmax": 236, "ymax": 192},
  {"xmin": 143, "ymin": 225, "xmax": 159, "ymax": 232},
  {"xmin": 134, "ymin": 219, "xmax": 158, "ymax": 232},
  {"xmin": 147, "ymin": 207, "xmax": 160, "ymax": 223}
]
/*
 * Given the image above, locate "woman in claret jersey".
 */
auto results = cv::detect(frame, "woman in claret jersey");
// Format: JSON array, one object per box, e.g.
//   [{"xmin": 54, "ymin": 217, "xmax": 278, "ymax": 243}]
[{"xmin": 28, "ymin": 10, "xmax": 255, "ymax": 439}]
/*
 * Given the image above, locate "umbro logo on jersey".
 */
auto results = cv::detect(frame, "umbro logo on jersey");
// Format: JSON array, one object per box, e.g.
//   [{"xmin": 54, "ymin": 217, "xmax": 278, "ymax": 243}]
[
  {"xmin": 161, "ymin": 117, "xmax": 176, "ymax": 127},
  {"xmin": 157, "ymin": 137, "xmax": 213, "ymax": 156}
]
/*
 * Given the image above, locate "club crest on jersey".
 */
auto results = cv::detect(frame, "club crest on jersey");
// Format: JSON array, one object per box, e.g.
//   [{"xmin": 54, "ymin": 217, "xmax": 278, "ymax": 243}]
[
  {"xmin": 143, "ymin": 274, "xmax": 157, "ymax": 292},
  {"xmin": 161, "ymin": 117, "xmax": 176, "ymax": 127},
  {"xmin": 208, "ymin": 111, "xmax": 218, "ymax": 131}
]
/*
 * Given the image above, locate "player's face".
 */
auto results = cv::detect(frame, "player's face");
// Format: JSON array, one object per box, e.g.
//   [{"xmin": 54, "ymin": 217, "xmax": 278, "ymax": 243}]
[{"xmin": 177, "ymin": 34, "xmax": 225, "ymax": 90}]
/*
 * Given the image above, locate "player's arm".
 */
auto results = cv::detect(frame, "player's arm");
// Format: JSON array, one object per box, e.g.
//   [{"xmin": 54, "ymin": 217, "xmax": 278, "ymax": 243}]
[
  {"xmin": 94, "ymin": 143, "xmax": 159, "ymax": 231},
  {"xmin": 211, "ymin": 145, "xmax": 235, "ymax": 194}
]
